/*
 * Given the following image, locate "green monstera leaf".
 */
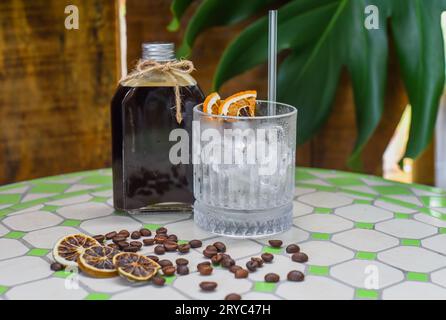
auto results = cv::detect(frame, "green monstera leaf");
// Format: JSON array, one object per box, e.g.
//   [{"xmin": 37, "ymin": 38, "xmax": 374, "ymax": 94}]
[{"xmin": 171, "ymin": 0, "xmax": 446, "ymax": 169}]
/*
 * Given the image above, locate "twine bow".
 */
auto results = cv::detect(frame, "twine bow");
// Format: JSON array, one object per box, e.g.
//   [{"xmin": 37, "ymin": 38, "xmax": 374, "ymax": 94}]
[{"xmin": 122, "ymin": 59, "xmax": 195, "ymax": 124}]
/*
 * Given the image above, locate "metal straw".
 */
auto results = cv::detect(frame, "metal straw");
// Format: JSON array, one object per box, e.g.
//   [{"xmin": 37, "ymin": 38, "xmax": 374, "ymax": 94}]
[{"xmin": 268, "ymin": 10, "xmax": 278, "ymax": 115}]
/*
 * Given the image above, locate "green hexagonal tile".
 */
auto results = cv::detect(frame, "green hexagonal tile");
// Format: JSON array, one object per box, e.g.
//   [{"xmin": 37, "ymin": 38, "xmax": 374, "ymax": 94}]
[
  {"xmin": 163, "ymin": 275, "xmax": 176, "ymax": 285},
  {"xmin": 355, "ymin": 289, "xmax": 378, "ymax": 299},
  {"xmin": 311, "ymin": 233, "xmax": 330, "ymax": 240},
  {"xmin": 394, "ymin": 213, "xmax": 411, "ymax": 219},
  {"xmin": 327, "ymin": 177, "xmax": 363, "ymax": 186},
  {"xmin": 315, "ymin": 208, "xmax": 332, "ymax": 214},
  {"xmin": 355, "ymin": 222, "xmax": 374, "ymax": 230},
  {"xmin": 62, "ymin": 219, "xmax": 82, "ymax": 227},
  {"xmin": 263, "ymin": 246, "xmax": 283, "ymax": 254},
  {"xmin": 85, "ymin": 293, "xmax": 111, "ymax": 300},
  {"xmin": 79, "ymin": 176, "xmax": 112, "ymax": 185},
  {"xmin": 372, "ymin": 186, "xmax": 412, "ymax": 195},
  {"xmin": 29, "ymin": 183, "xmax": 69, "ymax": 194},
  {"xmin": 0, "ymin": 194, "xmax": 21, "ymax": 205},
  {"xmin": 27, "ymin": 248, "xmax": 50, "ymax": 257},
  {"xmin": 355, "ymin": 251, "xmax": 377, "ymax": 260},
  {"xmin": 420, "ymin": 196, "xmax": 446, "ymax": 208},
  {"xmin": 0, "ymin": 286, "xmax": 9, "ymax": 296},
  {"xmin": 144, "ymin": 224, "xmax": 163, "ymax": 231},
  {"xmin": 254, "ymin": 281, "xmax": 276, "ymax": 293},
  {"xmin": 406, "ymin": 272, "xmax": 429, "ymax": 282},
  {"xmin": 4, "ymin": 231, "xmax": 25, "ymax": 239},
  {"xmin": 401, "ymin": 239, "xmax": 421, "ymax": 247},
  {"xmin": 308, "ymin": 265, "xmax": 329, "ymax": 276}
]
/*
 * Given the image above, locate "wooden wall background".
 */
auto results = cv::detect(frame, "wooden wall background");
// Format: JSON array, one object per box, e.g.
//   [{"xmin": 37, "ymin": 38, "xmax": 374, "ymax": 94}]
[{"xmin": 0, "ymin": 0, "xmax": 431, "ymax": 185}]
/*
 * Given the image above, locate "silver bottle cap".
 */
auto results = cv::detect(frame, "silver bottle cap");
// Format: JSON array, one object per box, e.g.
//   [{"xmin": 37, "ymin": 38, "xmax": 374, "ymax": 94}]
[{"xmin": 142, "ymin": 42, "xmax": 176, "ymax": 62}]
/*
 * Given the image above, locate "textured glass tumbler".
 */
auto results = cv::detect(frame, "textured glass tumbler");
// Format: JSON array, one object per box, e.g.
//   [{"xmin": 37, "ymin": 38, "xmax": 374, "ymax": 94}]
[{"xmin": 193, "ymin": 101, "xmax": 297, "ymax": 238}]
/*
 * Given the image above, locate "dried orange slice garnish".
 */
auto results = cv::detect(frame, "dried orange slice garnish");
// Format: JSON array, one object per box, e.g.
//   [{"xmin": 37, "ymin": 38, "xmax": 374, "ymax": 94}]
[
  {"xmin": 113, "ymin": 252, "xmax": 161, "ymax": 282},
  {"xmin": 78, "ymin": 245, "xmax": 120, "ymax": 278},
  {"xmin": 53, "ymin": 234, "xmax": 100, "ymax": 267},
  {"xmin": 219, "ymin": 90, "xmax": 257, "ymax": 117},
  {"xmin": 203, "ymin": 92, "xmax": 221, "ymax": 115}
]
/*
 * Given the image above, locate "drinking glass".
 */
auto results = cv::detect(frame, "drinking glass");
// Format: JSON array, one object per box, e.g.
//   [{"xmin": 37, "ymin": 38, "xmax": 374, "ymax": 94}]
[{"xmin": 192, "ymin": 101, "xmax": 297, "ymax": 238}]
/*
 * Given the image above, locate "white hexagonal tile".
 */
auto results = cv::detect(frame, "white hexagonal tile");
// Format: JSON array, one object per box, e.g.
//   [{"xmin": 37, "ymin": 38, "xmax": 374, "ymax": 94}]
[
  {"xmin": 80, "ymin": 216, "xmax": 141, "ymax": 236},
  {"xmin": 294, "ymin": 187, "xmax": 316, "ymax": 197},
  {"xmin": 431, "ymin": 268, "xmax": 446, "ymax": 288},
  {"xmin": 388, "ymin": 195, "xmax": 422, "ymax": 206},
  {"xmin": 0, "ymin": 256, "xmax": 52, "ymax": 286},
  {"xmin": 335, "ymin": 204, "xmax": 393, "ymax": 223},
  {"xmin": 298, "ymin": 241, "xmax": 354, "ymax": 266},
  {"xmin": 292, "ymin": 201, "xmax": 313, "ymax": 217},
  {"xmin": 64, "ymin": 184, "xmax": 97, "ymax": 193},
  {"xmin": 299, "ymin": 192, "xmax": 353, "ymax": 208},
  {"xmin": 374, "ymin": 200, "xmax": 416, "ymax": 213},
  {"xmin": 23, "ymin": 226, "xmax": 79, "ymax": 249},
  {"xmin": 112, "ymin": 285, "xmax": 187, "ymax": 300},
  {"xmin": 133, "ymin": 213, "xmax": 190, "ymax": 225},
  {"xmin": 91, "ymin": 190, "xmax": 113, "ymax": 197},
  {"xmin": 7, "ymin": 205, "xmax": 44, "ymax": 216},
  {"xmin": 341, "ymin": 185, "xmax": 378, "ymax": 195},
  {"xmin": 58, "ymin": 202, "xmax": 113, "ymax": 220},
  {"xmin": 295, "ymin": 214, "xmax": 353, "ymax": 234},
  {"xmin": 242, "ymin": 292, "xmax": 282, "ymax": 300},
  {"xmin": 0, "ymin": 224, "xmax": 8, "ymax": 237},
  {"xmin": 5, "ymin": 278, "xmax": 88, "ymax": 300},
  {"xmin": 46, "ymin": 195, "xmax": 93, "ymax": 206},
  {"xmin": 422, "ymin": 234, "xmax": 446, "ymax": 255},
  {"xmin": 331, "ymin": 260, "xmax": 404, "ymax": 289},
  {"xmin": 414, "ymin": 213, "xmax": 446, "ymax": 228},
  {"xmin": 383, "ymin": 282, "xmax": 446, "ymax": 300},
  {"xmin": 3, "ymin": 211, "xmax": 63, "ymax": 232},
  {"xmin": 332, "ymin": 229, "xmax": 398, "ymax": 252},
  {"xmin": 201, "ymin": 238, "xmax": 263, "ymax": 260},
  {"xmin": 303, "ymin": 179, "xmax": 332, "ymax": 186},
  {"xmin": 0, "ymin": 239, "xmax": 28, "ymax": 260},
  {"xmin": 165, "ymin": 219, "xmax": 214, "ymax": 241},
  {"xmin": 174, "ymin": 268, "xmax": 252, "ymax": 300},
  {"xmin": 375, "ymin": 219, "xmax": 437, "ymax": 239},
  {"xmin": 257, "ymin": 226, "xmax": 309, "ymax": 246},
  {"xmin": 22, "ymin": 193, "xmax": 57, "ymax": 202},
  {"xmin": 276, "ymin": 276, "xmax": 354, "ymax": 300},
  {"xmin": 378, "ymin": 246, "xmax": 446, "ymax": 272},
  {"xmin": 78, "ymin": 274, "xmax": 130, "ymax": 293}
]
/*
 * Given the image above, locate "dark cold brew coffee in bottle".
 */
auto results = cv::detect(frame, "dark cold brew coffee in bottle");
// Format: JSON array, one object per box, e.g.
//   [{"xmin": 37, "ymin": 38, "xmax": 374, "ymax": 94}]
[{"xmin": 111, "ymin": 43, "xmax": 204, "ymax": 212}]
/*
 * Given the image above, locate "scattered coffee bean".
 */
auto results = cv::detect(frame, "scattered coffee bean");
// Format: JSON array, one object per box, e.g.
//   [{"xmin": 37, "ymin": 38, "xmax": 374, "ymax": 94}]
[
  {"xmin": 93, "ymin": 235, "xmax": 105, "ymax": 243},
  {"xmin": 235, "ymin": 269, "xmax": 249, "ymax": 279},
  {"xmin": 189, "ymin": 239, "xmax": 202, "ymax": 248},
  {"xmin": 140, "ymin": 228, "xmax": 151, "ymax": 237},
  {"xmin": 156, "ymin": 227, "xmax": 168, "ymax": 235},
  {"xmin": 199, "ymin": 265, "xmax": 213, "ymax": 276},
  {"xmin": 105, "ymin": 231, "xmax": 117, "ymax": 240},
  {"xmin": 131, "ymin": 231, "xmax": 141, "ymax": 240},
  {"xmin": 162, "ymin": 266, "xmax": 176, "ymax": 276},
  {"xmin": 119, "ymin": 230, "xmax": 130, "ymax": 237},
  {"xmin": 143, "ymin": 238, "xmax": 155, "ymax": 246},
  {"xmin": 287, "ymin": 270, "xmax": 305, "ymax": 282},
  {"xmin": 203, "ymin": 246, "xmax": 218, "ymax": 258},
  {"xmin": 292, "ymin": 252, "xmax": 308, "ymax": 263},
  {"xmin": 268, "ymin": 240, "xmax": 283, "ymax": 248},
  {"xmin": 200, "ymin": 281, "xmax": 217, "ymax": 291},
  {"xmin": 229, "ymin": 265, "xmax": 242, "ymax": 273},
  {"xmin": 154, "ymin": 245, "xmax": 166, "ymax": 255},
  {"xmin": 213, "ymin": 242, "xmax": 226, "ymax": 253},
  {"xmin": 246, "ymin": 260, "xmax": 258, "ymax": 272},
  {"xmin": 261, "ymin": 253, "xmax": 274, "ymax": 263},
  {"xmin": 146, "ymin": 255, "xmax": 159, "ymax": 262},
  {"xmin": 225, "ymin": 293, "xmax": 242, "ymax": 300},
  {"xmin": 168, "ymin": 234, "xmax": 178, "ymax": 242},
  {"xmin": 152, "ymin": 275, "xmax": 165, "ymax": 286},
  {"xmin": 155, "ymin": 235, "xmax": 168, "ymax": 244},
  {"xmin": 158, "ymin": 259, "xmax": 173, "ymax": 268},
  {"xmin": 112, "ymin": 235, "xmax": 126, "ymax": 244},
  {"xmin": 197, "ymin": 262, "xmax": 211, "ymax": 271},
  {"xmin": 177, "ymin": 244, "xmax": 190, "ymax": 254},
  {"xmin": 123, "ymin": 246, "xmax": 139, "ymax": 252},
  {"xmin": 164, "ymin": 241, "xmax": 178, "ymax": 252},
  {"xmin": 50, "ymin": 262, "xmax": 64, "ymax": 271},
  {"xmin": 251, "ymin": 257, "xmax": 264, "ymax": 267},
  {"xmin": 130, "ymin": 241, "xmax": 142, "ymax": 249},
  {"xmin": 176, "ymin": 258, "xmax": 189, "ymax": 266},
  {"xmin": 265, "ymin": 273, "xmax": 280, "ymax": 283},
  {"xmin": 177, "ymin": 265, "xmax": 190, "ymax": 275},
  {"xmin": 286, "ymin": 244, "xmax": 300, "ymax": 254},
  {"xmin": 118, "ymin": 241, "xmax": 130, "ymax": 249},
  {"xmin": 211, "ymin": 254, "xmax": 223, "ymax": 265},
  {"xmin": 221, "ymin": 258, "xmax": 235, "ymax": 268}
]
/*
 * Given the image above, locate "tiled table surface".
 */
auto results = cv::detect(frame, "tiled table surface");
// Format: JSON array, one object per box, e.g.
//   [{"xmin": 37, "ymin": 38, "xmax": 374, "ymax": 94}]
[{"xmin": 0, "ymin": 168, "xmax": 446, "ymax": 300}]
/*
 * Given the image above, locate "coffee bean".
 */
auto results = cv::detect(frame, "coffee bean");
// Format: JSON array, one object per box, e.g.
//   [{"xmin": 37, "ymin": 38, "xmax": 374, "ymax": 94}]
[
  {"xmin": 168, "ymin": 234, "xmax": 178, "ymax": 242},
  {"xmin": 158, "ymin": 259, "xmax": 173, "ymax": 268},
  {"xmin": 118, "ymin": 241, "xmax": 130, "ymax": 249},
  {"xmin": 213, "ymin": 242, "xmax": 226, "ymax": 253},
  {"xmin": 140, "ymin": 228, "xmax": 151, "ymax": 237},
  {"xmin": 221, "ymin": 258, "xmax": 235, "ymax": 268},
  {"xmin": 108, "ymin": 243, "xmax": 120, "ymax": 250},
  {"xmin": 105, "ymin": 231, "xmax": 117, "ymax": 240},
  {"xmin": 225, "ymin": 293, "xmax": 242, "ymax": 300},
  {"xmin": 112, "ymin": 235, "xmax": 126, "ymax": 244},
  {"xmin": 211, "ymin": 254, "xmax": 223, "ymax": 265},
  {"xmin": 261, "ymin": 253, "xmax": 274, "ymax": 263},
  {"xmin": 130, "ymin": 241, "xmax": 142, "ymax": 249},
  {"xmin": 235, "ymin": 268, "xmax": 249, "ymax": 279},
  {"xmin": 152, "ymin": 275, "xmax": 165, "ymax": 286},
  {"xmin": 292, "ymin": 252, "xmax": 308, "ymax": 263},
  {"xmin": 162, "ymin": 266, "xmax": 176, "ymax": 276},
  {"xmin": 50, "ymin": 262, "xmax": 64, "ymax": 271},
  {"xmin": 203, "ymin": 247, "xmax": 217, "ymax": 258},
  {"xmin": 199, "ymin": 265, "xmax": 213, "ymax": 276},
  {"xmin": 200, "ymin": 281, "xmax": 217, "ymax": 291},
  {"xmin": 143, "ymin": 238, "xmax": 155, "ymax": 246},
  {"xmin": 93, "ymin": 235, "xmax": 105, "ymax": 243},
  {"xmin": 146, "ymin": 255, "xmax": 159, "ymax": 262},
  {"xmin": 119, "ymin": 230, "xmax": 130, "ymax": 237},
  {"xmin": 265, "ymin": 273, "xmax": 280, "ymax": 283},
  {"xmin": 197, "ymin": 262, "xmax": 211, "ymax": 271},
  {"xmin": 123, "ymin": 246, "xmax": 139, "ymax": 252},
  {"xmin": 251, "ymin": 257, "xmax": 264, "ymax": 267},
  {"xmin": 164, "ymin": 241, "xmax": 178, "ymax": 252},
  {"xmin": 268, "ymin": 240, "xmax": 283, "ymax": 248},
  {"xmin": 286, "ymin": 244, "xmax": 300, "ymax": 254},
  {"xmin": 287, "ymin": 270, "xmax": 305, "ymax": 282},
  {"xmin": 156, "ymin": 227, "xmax": 168, "ymax": 235},
  {"xmin": 154, "ymin": 245, "xmax": 165, "ymax": 255},
  {"xmin": 246, "ymin": 260, "xmax": 258, "ymax": 272},
  {"xmin": 155, "ymin": 235, "xmax": 168, "ymax": 244},
  {"xmin": 131, "ymin": 231, "xmax": 141, "ymax": 240},
  {"xmin": 177, "ymin": 244, "xmax": 190, "ymax": 254},
  {"xmin": 177, "ymin": 265, "xmax": 189, "ymax": 275},
  {"xmin": 176, "ymin": 258, "xmax": 189, "ymax": 266},
  {"xmin": 189, "ymin": 239, "xmax": 202, "ymax": 248},
  {"xmin": 229, "ymin": 265, "xmax": 242, "ymax": 273}
]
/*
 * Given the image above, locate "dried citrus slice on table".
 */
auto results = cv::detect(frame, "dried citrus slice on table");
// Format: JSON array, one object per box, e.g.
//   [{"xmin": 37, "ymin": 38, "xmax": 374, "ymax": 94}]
[
  {"xmin": 53, "ymin": 234, "xmax": 100, "ymax": 267},
  {"xmin": 113, "ymin": 252, "xmax": 161, "ymax": 283},
  {"xmin": 78, "ymin": 245, "xmax": 120, "ymax": 278},
  {"xmin": 219, "ymin": 90, "xmax": 257, "ymax": 117},
  {"xmin": 203, "ymin": 92, "xmax": 221, "ymax": 115}
]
